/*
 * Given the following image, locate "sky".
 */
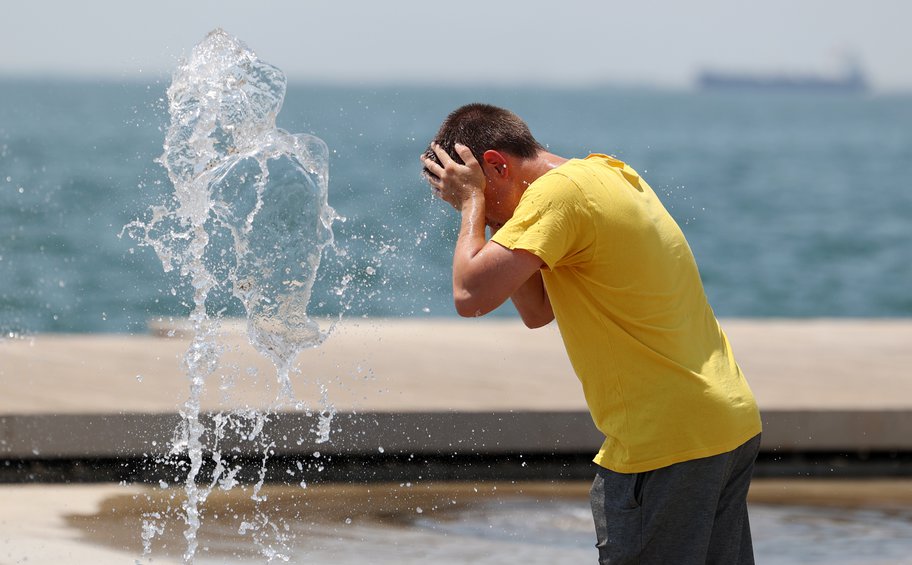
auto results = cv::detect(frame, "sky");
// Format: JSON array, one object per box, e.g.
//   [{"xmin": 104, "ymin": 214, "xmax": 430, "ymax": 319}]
[{"xmin": 0, "ymin": 0, "xmax": 910, "ymax": 92}]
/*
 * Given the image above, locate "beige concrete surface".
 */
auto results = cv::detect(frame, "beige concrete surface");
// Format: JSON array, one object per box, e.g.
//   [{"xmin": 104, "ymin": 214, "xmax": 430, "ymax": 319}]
[
  {"xmin": 2, "ymin": 317, "xmax": 910, "ymax": 415},
  {"xmin": 722, "ymin": 318, "xmax": 912, "ymax": 410},
  {"xmin": 0, "ymin": 317, "xmax": 580, "ymax": 415},
  {"xmin": 0, "ymin": 484, "xmax": 177, "ymax": 565}
]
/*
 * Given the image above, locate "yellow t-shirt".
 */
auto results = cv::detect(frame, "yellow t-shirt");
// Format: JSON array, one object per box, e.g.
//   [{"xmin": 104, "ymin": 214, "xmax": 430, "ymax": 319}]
[{"xmin": 491, "ymin": 154, "xmax": 761, "ymax": 474}]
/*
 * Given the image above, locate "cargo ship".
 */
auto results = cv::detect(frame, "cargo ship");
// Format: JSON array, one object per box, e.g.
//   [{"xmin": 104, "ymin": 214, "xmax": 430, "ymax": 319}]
[{"xmin": 697, "ymin": 61, "xmax": 868, "ymax": 93}]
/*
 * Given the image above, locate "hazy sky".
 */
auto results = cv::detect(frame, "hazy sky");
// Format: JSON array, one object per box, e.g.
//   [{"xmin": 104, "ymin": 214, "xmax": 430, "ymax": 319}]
[{"xmin": 1, "ymin": 0, "xmax": 910, "ymax": 91}]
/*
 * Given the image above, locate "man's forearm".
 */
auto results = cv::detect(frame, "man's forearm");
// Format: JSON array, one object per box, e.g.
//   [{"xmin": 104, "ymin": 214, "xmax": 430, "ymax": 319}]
[
  {"xmin": 510, "ymin": 270, "xmax": 554, "ymax": 328},
  {"xmin": 451, "ymin": 195, "xmax": 490, "ymax": 316},
  {"xmin": 450, "ymin": 198, "xmax": 553, "ymax": 325}
]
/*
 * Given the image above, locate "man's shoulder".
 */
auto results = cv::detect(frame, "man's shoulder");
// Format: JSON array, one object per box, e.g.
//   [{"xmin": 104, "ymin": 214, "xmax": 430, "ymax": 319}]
[
  {"xmin": 530, "ymin": 160, "xmax": 588, "ymax": 193},
  {"xmin": 528, "ymin": 156, "xmax": 611, "ymax": 198},
  {"xmin": 523, "ymin": 168, "xmax": 586, "ymax": 211},
  {"xmin": 545, "ymin": 153, "xmax": 647, "ymax": 196}
]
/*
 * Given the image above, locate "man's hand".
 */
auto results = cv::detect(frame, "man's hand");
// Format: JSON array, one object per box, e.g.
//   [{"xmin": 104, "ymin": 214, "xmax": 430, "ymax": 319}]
[{"xmin": 420, "ymin": 143, "xmax": 485, "ymax": 210}]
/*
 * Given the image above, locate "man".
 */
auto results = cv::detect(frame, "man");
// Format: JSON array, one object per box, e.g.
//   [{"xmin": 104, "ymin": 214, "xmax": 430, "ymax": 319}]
[{"xmin": 420, "ymin": 103, "xmax": 762, "ymax": 564}]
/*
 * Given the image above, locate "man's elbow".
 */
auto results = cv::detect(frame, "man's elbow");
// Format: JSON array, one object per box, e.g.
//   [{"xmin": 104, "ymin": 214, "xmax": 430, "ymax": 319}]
[
  {"xmin": 454, "ymin": 296, "xmax": 485, "ymax": 318},
  {"xmin": 520, "ymin": 311, "xmax": 554, "ymax": 329},
  {"xmin": 453, "ymin": 288, "xmax": 497, "ymax": 318}
]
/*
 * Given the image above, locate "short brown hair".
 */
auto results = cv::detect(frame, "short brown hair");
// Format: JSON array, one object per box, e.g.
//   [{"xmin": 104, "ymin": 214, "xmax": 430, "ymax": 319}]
[{"xmin": 422, "ymin": 103, "xmax": 544, "ymax": 181}]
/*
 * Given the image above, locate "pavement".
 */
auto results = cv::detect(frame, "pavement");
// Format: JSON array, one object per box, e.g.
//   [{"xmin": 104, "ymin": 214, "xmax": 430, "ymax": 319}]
[
  {"xmin": 2, "ymin": 317, "xmax": 911, "ymax": 461},
  {"xmin": 2, "ymin": 317, "xmax": 912, "ymax": 562}
]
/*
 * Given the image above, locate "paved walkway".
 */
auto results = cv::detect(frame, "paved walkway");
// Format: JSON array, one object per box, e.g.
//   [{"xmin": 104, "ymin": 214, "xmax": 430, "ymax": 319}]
[{"xmin": 3, "ymin": 318, "xmax": 911, "ymax": 563}]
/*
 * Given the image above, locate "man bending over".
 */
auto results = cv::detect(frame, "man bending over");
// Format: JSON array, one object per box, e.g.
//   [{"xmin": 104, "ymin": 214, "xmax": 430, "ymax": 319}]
[{"xmin": 421, "ymin": 103, "xmax": 761, "ymax": 564}]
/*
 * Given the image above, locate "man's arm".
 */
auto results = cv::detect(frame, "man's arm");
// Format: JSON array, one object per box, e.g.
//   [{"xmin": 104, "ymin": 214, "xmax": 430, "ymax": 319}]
[
  {"xmin": 452, "ymin": 198, "xmax": 552, "ymax": 324},
  {"xmin": 421, "ymin": 143, "xmax": 554, "ymax": 327},
  {"xmin": 508, "ymin": 268, "xmax": 554, "ymax": 328}
]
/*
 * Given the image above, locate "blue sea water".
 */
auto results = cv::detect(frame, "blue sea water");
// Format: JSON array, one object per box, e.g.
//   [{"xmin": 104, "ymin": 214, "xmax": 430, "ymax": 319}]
[{"xmin": 1, "ymin": 79, "xmax": 910, "ymax": 334}]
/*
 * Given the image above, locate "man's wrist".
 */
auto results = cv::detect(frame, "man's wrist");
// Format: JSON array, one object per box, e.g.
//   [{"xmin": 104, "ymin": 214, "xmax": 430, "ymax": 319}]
[{"xmin": 459, "ymin": 192, "xmax": 484, "ymax": 215}]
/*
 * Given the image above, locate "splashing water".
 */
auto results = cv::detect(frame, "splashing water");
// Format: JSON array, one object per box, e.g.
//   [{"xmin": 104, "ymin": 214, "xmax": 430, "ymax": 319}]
[{"xmin": 128, "ymin": 29, "xmax": 337, "ymax": 563}]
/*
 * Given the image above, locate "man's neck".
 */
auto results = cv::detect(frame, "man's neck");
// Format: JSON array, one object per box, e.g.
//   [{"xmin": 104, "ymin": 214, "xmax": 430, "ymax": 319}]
[{"xmin": 516, "ymin": 151, "xmax": 569, "ymax": 188}]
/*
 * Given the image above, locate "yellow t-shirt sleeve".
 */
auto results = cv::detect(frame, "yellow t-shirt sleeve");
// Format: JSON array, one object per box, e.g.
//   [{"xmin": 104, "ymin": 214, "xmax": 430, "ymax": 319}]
[{"xmin": 491, "ymin": 172, "xmax": 593, "ymax": 269}]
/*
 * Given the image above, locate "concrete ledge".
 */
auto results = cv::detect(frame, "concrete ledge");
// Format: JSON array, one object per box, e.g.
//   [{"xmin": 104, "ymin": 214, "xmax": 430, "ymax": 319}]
[
  {"xmin": 4, "ymin": 410, "xmax": 912, "ymax": 461},
  {"xmin": 761, "ymin": 410, "xmax": 912, "ymax": 452}
]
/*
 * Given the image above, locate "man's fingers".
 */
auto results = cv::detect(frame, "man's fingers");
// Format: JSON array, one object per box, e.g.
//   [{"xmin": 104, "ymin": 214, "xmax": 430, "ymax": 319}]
[
  {"xmin": 421, "ymin": 154, "xmax": 444, "ymax": 179},
  {"xmin": 428, "ymin": 142, "xmax": 479, "ymax": 171},
  {"xmin": 430, "ymin": 143, "xmax": 453, "ymax": 166},
  {"xmin": 454, "ymin": 143, "xmax": 479, "ymax": 167}
]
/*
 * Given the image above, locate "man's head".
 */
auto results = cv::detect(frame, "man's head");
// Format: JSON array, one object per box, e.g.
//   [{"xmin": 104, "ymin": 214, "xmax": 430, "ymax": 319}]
[{"xmin": 421, "ymin": 103, "xmax": 544, "ymax": 184}]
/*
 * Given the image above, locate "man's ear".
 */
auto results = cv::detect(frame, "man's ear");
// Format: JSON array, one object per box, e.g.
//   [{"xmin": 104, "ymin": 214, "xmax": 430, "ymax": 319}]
[{"xmin": 482, "ymin": 150, "xmax": 509, "ymax": 178}]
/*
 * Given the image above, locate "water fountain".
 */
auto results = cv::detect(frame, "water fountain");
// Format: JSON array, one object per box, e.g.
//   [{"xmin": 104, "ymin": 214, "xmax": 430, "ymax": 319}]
[{"xmin": 127, "ymin": 29, "xmax": 338, "ymax": 563}]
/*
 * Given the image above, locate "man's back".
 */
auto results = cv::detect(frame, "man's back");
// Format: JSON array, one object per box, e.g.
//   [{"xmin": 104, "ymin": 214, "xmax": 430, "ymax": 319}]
[{"xmin": 491, "ymin": 154, "xmax": 762, "ymax": 473}]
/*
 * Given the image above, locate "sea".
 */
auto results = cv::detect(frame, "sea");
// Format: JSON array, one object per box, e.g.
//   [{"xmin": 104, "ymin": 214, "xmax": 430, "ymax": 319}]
[{"xmin": 1, "ymin": 79, "xmax": 910, "ymax": 334}]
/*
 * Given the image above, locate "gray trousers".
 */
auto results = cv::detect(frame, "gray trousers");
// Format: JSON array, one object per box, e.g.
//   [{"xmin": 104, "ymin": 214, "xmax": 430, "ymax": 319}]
[{"xmin": 590, "ymin": 434, "xmax": 760, "ymax": 565}]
